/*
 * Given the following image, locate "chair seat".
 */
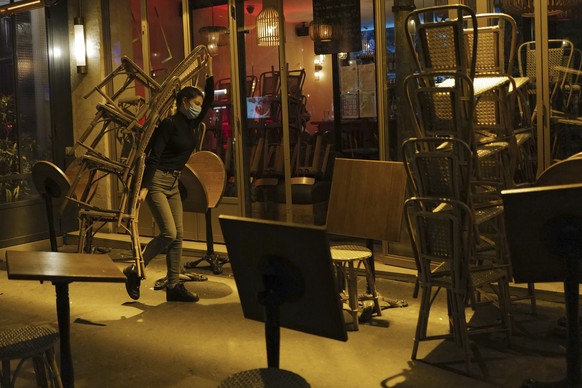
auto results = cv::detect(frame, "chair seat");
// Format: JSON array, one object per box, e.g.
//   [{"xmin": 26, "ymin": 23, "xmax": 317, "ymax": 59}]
[
  {"xmin": 330, "ymin": 244, "xmax": 379, "ymax": 330},
  {"xmin": 0, "ymin": 325, "xmax": 62, "ymax": 388},
  {"xmin": 219, "ymin": 368, "xmax": 309, "ymax": 388},
  {"xmin": 330, "ymin": 244, "xmax": 372, "ymax": 262},
  {"xmin": 476, "ymin": 141, "xmax": 510, "ymax": 159},
  {"xmin": 474, "ymin": 204, "xmax": 504, "ymax": 224},
  {"xmin": 0, "ymin": 326, "xmax": 59, "ymax": 360}
]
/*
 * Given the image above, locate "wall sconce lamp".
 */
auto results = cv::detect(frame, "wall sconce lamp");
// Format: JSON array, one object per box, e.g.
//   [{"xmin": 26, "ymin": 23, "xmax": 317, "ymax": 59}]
[
  {"xmin": 256, "ymin": 6, "xmax": 279, "ymax": 46},
  {"xmin": 314, "ymin": 56, "xmax": 324, "ymax": 82},
  {"xmin": 74, "ymin": 16, "xmax": 87, "ymax": 74}
]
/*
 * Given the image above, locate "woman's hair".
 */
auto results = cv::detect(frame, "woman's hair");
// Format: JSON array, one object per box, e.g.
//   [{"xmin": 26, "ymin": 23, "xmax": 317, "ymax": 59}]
[{"xmin": 176, "ymin": 86, "xmax": 204, "ymax": 106}]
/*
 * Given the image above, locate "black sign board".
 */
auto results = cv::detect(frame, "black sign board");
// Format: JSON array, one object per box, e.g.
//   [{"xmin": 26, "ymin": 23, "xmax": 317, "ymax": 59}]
[{"xmin": 313, "ymin": 0, "xmax": 362, "ymax": 54}]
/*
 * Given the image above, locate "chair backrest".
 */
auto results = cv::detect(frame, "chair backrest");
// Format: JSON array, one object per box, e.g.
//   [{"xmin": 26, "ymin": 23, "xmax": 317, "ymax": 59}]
[
  {"xmin": 259, "ymin": 69, "xmax": 280, "ymax": 97},
  {"xmin": 518, "ymin": 39, "xmax": 574, "ymax": 86},
  {"xmin": 245, "ymin": 75, "xmax": 258, "ymax": 97},
  {"xmin": 402, "ymin": 137, "xmax": 473, "ymax": 204},
  {"xmin": 464, "ymin": 13, "xmax": 517, "ymax": 76},
  {"xmin": 405, "ymin": 71, "xmax": 476, "ymax": 148},
  {"xmin": 551, "ymin": 48, "xmax": 582, "ymax": 115},
  {"xmin": 287, "ymin": 69, "xmax": 306, "ymax": 99},
  {"xmin": 162, "ymin": 44, "xmax": 210, "ymax": 89},
  {"xmin": 326, "ymin": 158, "xmax": 407, "ymax": 241},
  {"xmin": 404, "ymin": 196, "xmax": 472, "ymax": 289},
  {"xmin": 295, "ymin": 130, "xmax": 333, "ymax": 179},
  {"xmin": 186, "ymin": 150, "xmax": 226, "ymax": 209},
  {"xmin": 405, "ymin": 4, "xmax": 478, "ymax": 78}
]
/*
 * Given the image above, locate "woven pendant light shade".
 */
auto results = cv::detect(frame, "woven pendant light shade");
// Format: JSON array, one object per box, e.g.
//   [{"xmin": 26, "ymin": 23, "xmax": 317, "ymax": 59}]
[
  {"xmin": 309, "ymin": 21, "xmax": 333, "ymax": 42},
  {"xmin": 256, "ymin": 6, "xmax": 279, "ymax": 46}
]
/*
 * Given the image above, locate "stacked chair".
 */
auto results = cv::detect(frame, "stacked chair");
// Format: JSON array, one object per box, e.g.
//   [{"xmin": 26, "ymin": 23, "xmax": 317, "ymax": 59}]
[
  {"xmin": 518, "ymin": 39, "xmax": 576, "ymax": 160},
  {"xmin": 402, "ymin": 5, "xmax": 518, "ymax": 375},
  {"xmin": 465, "ymin": 13, "xmax": 536, "ymax": 185},
  {"xmin": 64, "ymin": 45, "xmax": 210, "ymax": 279}
]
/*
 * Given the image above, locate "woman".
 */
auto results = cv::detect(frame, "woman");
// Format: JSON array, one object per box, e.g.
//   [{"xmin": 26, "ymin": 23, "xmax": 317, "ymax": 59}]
[{"xmin": 124, "ymin": 57, "xmax": 214, "ymax": 302}]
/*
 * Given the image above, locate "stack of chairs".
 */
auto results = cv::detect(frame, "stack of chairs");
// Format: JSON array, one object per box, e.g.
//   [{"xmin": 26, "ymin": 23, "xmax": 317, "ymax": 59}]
[
  {"xmin": 402, "ymin": 4, "xmax": 515, "ymax": 374},
  {"xmin": 64, "ymin": 45, "xmax": 210, "ymax": 278}
]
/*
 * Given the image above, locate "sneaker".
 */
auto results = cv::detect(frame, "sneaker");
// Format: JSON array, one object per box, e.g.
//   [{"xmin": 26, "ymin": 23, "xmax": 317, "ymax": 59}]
[
  {"xmin": 123, "ymin": 265, "xmax": 141, "ymax": 300},
  {"xmin": 166, "ymin": 282, "xmax": 199, "ymax": 302}
]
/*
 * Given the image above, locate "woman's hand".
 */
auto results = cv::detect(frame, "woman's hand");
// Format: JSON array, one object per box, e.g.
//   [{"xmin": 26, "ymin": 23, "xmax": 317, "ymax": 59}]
[{"xmin": 137, "ymin": 187, "xmax": 149, "ymax": 204}]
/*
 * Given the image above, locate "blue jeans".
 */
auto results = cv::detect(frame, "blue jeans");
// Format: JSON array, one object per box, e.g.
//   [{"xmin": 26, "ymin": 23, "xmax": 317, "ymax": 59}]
[{"xmin": 142, "ymin": 170, "xmax": 183, "ymax": 287}]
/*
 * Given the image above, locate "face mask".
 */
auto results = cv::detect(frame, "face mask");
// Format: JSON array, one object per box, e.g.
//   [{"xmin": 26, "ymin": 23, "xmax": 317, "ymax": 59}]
[{"xmin": 180, "ymin": 103, "xmax": 202, "ymax": 120}]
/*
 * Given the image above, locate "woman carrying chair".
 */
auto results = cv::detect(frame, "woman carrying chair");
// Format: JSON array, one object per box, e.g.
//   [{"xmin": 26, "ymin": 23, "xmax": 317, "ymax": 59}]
[{"xmin": 123, "ymin": 57, "xmax": 214, "ymax": 302}]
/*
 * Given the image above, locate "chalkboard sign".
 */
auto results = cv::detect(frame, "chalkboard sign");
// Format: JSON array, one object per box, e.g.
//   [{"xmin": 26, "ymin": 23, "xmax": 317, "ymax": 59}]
[{"xmin": 313, "ymin": 0, "xmax": 361, "ymax": 54}]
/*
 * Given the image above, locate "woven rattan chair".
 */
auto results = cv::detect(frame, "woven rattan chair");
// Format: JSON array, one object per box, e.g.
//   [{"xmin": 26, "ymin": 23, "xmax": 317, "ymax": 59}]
[
  {"xmin": 404, "ymin": 197, "xmax": 512, "ymax": 375},
  {"xmin": 518, "ymin": 39, "xmax": 574, "ymax": 100},
  {"xmin": 402, "ymin": 137, "xmax": 536, "ymax": 312},
  {"xmin": 549, "ymin": 61, "xmax": 582, "ymax": 159},
  {"xmin": 402, "ymin": 137, "xmax": 508, "ymax": 286},
  {"xmin": 64, "ymin": 46, "xmax": 210, "ymax": 278},
  {"xmin": 464, "ymin": 13, "xmax": 536, "ymax": 185},
  {"xmin": 405, "ymin": 4, "xmax": 478, "ymax": 78},
  {"xmin": 0, "ymin": 326, "xmax": 62, "ymax": 388},
  {"xmin": 404, "ymin": 71, "xmax": 510, "ymax": 187}
]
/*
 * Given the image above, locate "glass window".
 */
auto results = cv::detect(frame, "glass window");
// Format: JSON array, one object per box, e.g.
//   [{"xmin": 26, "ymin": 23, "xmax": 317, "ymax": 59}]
[{"xmin": 0, "ymin": 8, "xmax": 51, "ymax": 204}]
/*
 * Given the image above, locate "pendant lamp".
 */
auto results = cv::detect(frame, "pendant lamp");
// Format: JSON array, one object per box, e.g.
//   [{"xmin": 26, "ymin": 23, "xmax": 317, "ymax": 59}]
[
  {"xmin": 256, "ymin": 5, "xmax": 279, "ymax": 46},
  {"xmin": 199, "ymin": 6, "xmax": 228, "ymax": 55}
]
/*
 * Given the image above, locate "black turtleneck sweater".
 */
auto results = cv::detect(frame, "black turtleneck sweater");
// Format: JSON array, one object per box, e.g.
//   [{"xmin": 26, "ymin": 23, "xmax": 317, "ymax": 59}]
[{"xmin": 141, "ymin": 76, "xmax": 214, "ymax": 189}]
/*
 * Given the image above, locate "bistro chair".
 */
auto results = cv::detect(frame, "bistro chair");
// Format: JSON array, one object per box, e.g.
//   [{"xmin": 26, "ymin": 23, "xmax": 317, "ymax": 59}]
[
  {"xmin": 404, "ymin": 71, "xmax": 510, "ymax": 186},
  {"xmin": 401, "ymin": 138, "xmax": 508, "ymax": 291},
  {"xmin": 404, "ymin": 196, "xmax": 512, "ymax": 376},
  {"xmin": 405, "ymin": 4, "xmax": 478, "ymax": 78},
  {"xmin": 549, "ymin": 56, "xmax": 582, "ymax": 159},
  {"xmin": 326, "ymin": 158, "xmax": 408, "ymax": 330},
  {"xmin": 518, "ymin": 39, "xmax": 574, "ymax": 101},
  {"xmin": 402, "ymin": 137, "xmax": 536, "ymax": 312},
  {"xmin": 182, "ymin": 151, "xmax": 228, "ymax": 274},
  {"xmin": 65, "ymin": 46, "xmax": 211, "ymax": 279},
  {"xmin": 464, "ymin": 13, "xmax": 517, "ymax": 76},
  {"xmin": 517, "ymin": 39, "xmax": 575, "ymax": 160},
  {"xmin": 0, "ymin": 326, "xmax": 62, "ymax": 388}
]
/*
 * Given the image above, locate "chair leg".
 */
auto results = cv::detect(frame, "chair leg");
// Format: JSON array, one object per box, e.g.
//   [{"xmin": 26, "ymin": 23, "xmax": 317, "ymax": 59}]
[
  {"xmin": 32, "ymin": 356, "xmax": 48, "ymax": 387},
  {"xmin": 361, "ymin": 258, "xmax": 381, "ymax": 316},
  {"xmin": 451, "ymin": 292, "xmax": 472, "ymax": 376},
  {"xmin": 2, "ymin": 360, "xmax": 11, "ymax": 388},
  {"xmin": 411, "ymin": 284, "xmax": 432, "ymax": 361},
  {"xmin": 499, "ymin": 277, "xmax": 513, "ymax": 345},
  {"xmin": 45, "ymin": 347, "xmax": 63, "ymax": 388},
  {"xmin": 346, "ymin": 262, "xmax": 359, "ymax": 331}
]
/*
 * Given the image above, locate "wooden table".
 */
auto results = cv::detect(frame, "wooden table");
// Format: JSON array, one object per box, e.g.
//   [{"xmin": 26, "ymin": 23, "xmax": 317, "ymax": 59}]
[{"xmin": 5, "ymin": 250, "xmax": 126, "ymax": 388}]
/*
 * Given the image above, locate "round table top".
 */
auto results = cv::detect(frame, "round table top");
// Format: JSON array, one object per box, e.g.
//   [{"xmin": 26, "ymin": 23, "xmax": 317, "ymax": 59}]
[
  {"xmin": 330, "ymin": 244, "xmax": 372, "ymax": 262},
  {"xmin": 218, "ymin": 368, "xmax": 309, "ymax": 388}
]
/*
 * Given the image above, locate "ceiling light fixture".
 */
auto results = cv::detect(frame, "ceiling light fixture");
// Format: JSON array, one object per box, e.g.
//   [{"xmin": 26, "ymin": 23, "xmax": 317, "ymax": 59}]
[
  {"xmin": 199, "ymin": 6, "xmax": 228, "ymax": 56},
  {"xmin": 256, "ymin": 5, "xmax": 279, "ymax": 46}
]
